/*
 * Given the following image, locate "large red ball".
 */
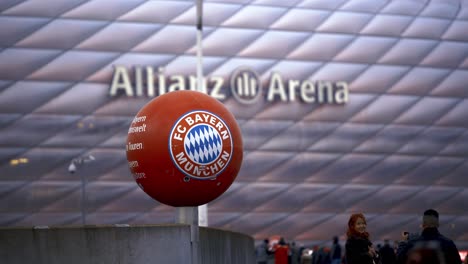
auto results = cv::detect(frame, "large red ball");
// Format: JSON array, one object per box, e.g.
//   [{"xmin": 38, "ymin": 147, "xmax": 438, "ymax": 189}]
[{"xmin": 126, "ymin": 90, "xmax": 243, "ymax": 207}]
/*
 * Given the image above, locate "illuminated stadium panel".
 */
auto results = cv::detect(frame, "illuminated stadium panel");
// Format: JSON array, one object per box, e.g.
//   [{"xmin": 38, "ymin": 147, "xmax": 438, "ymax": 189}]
[{"xmin": 1, "ymin": 0, "xmax": 468, "ymax": 249}]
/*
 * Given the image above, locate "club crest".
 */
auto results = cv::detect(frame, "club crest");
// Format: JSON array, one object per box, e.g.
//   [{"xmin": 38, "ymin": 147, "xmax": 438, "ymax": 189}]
[{"xmin": 169, "ymin": 110, "xmax": 233, "ymax": 180}]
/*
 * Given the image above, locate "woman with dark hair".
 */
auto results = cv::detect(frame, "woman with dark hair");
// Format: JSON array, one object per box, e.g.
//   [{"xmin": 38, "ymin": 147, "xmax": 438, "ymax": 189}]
[{"xmin": 345, "ymin": 213, "xmax": 378, "ymax": 264}]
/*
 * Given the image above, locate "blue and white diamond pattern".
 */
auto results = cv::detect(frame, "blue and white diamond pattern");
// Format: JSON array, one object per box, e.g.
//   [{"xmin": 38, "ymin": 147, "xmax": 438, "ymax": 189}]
[{"xmin": 184, "ymin": 124, "xmax": 222, "ymax": 164}]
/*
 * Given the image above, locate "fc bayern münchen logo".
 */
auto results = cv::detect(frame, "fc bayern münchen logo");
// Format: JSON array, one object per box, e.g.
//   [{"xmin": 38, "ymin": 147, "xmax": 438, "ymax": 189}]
[{"xmin": 169, "ymin": 110, "xmax": 233, "ymax": 180}]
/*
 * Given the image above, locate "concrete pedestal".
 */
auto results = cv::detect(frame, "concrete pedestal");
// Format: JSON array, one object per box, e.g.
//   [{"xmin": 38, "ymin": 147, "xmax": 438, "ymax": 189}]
[{"xmin": 0, "ymin": 224, "xmax": 255, "ymax": 264}]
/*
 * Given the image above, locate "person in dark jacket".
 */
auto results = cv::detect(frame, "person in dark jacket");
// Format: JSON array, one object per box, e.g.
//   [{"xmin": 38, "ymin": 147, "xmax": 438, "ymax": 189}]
[
  {"xmin": 379, "ymin": 239, "xmax": 396, "ymax": 264},
  {"xmin": 345, "ymin": 213, "xmax": 378, "ymax": 264},
  {"xmin": 330, "ymin": 236, "xmax": 342, "ymax": 264},
  {"xmin": 397, "ymin": 209, "xmax": 461, "ymax": 264}
]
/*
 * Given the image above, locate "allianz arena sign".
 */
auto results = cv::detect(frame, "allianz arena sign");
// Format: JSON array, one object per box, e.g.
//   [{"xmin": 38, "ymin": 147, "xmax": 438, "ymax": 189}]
[{"xmin": 109, "ymin": 66, "xmax": 349, "ymax": 105}]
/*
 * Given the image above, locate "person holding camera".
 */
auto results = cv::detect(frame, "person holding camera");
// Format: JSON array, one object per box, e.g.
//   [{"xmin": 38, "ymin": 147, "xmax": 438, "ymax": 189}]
[
  {"xmin": 396, "ymin": 231, "xmax": 419, "ymax": 256},
  {"xmin": 396, "ymin": 209, "xmax": 461, "ymax": 264}
]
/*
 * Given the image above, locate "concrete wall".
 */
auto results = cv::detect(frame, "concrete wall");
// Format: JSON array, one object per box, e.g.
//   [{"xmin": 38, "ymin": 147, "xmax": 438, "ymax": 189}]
[
  {"xmin": 0, "ymin": 224, "xmax": 255, "ymax": 264},
  {"xmin": 200, "ymin": 227, "xmax": 255, "ymax": 264}
]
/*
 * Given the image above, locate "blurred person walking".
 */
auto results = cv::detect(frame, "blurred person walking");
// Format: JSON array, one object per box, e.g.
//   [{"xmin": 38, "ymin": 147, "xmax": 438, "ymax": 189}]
[
  {"xmin": 330, "ymin": 236, "xmax": 342, "ymax": 264},
  {"xmin": 273, "ymin": 237, "xmax": 290, "ymax": 264},
  {"xmin": 256, "ymin": 238, "xmax": 271, "ymax": 264},
  {"xmin": 290, "ymin": 241, "xmax": 300, "ymax": 264},
  {"xmin": 317, "ymin": 246, "xmax": 331, "ymax": 264},
  {"xmin": 311, "ymin": 245, "xmax": 320, "ymax": 264},
  {"xmin": 379, "ymin": 239, "xmax": 396, "ymax": 264},
  {"xmin": 396, "ymin": 209, "xmax": 461, "ymax": 264},
  {"xmin": 345, "ymin": 213, "xmax": 379, "ymax": 264}
]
